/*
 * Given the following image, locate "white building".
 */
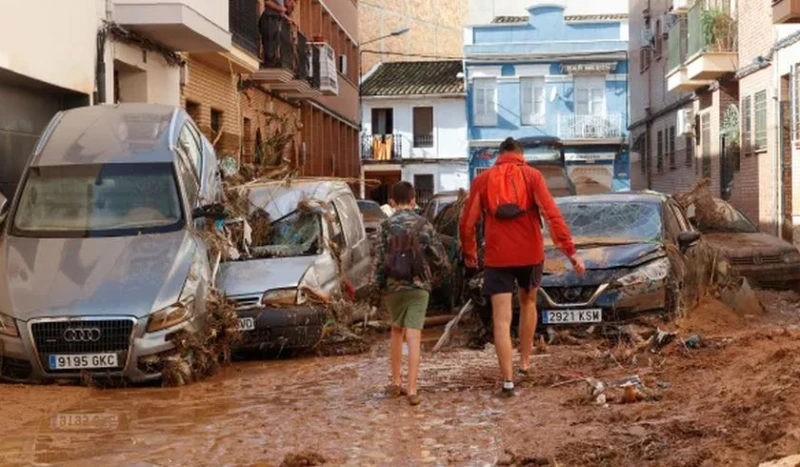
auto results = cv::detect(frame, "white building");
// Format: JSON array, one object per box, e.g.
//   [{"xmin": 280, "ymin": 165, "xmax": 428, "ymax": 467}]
[
  {"xmin": 0, "ymin": 0, "xmax": 231, "ymax": 198},
  {"xmin": 359, "ymin": 60, "xmax": 468, "ymax": 205}
]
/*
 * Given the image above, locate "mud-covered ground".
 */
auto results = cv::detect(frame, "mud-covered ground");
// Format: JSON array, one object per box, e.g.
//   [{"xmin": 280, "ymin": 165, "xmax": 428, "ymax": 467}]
[{"xmin": 2, "ymin": 292, "xmax": 800, "ymax": 466}]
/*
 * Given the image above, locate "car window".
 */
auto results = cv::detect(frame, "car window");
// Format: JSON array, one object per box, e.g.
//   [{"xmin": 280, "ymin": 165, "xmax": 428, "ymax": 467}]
[
  {"xmin": 175, "ymin": 147, "xmax": 200, "ymax": 208},
  {"xmin": 335, "ymin": 194, "xmax": 365, "ymax": 246},
  {"xmin": 668, "ymin": 201, "xmax": 691, "ymax": 231},
  {"xmin": 329, "ymin": 201, "xmax": 346, "ymax": 248},
  {"xmin": 663, "ymin": 202, "xmax": 684, "ymax": 240},
  {"xmin": 178, "ymin": 124, "xmax": 203, "ymax": 180}
]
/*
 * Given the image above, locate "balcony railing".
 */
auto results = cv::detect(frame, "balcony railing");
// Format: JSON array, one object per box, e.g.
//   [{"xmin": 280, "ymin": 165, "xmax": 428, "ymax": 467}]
[
  {"xmin": 687, "ymin": 0, "xmax": 737, "ymax": 57},
  {"xmin": 229, "ymin": 0, "xmax": 259, "ymax": 56},
  {"xmin": 558, "ymin": 114, "xmax": 623, "ymax": 140},
  {"xmin": 413, "ymin": 134, "xmax": 434, "ymax": 148},
  {"xmin": 667, "ymin": 17, "xmax": 688, "ymax": 72},
  {"xmin": 362, "ymin": 134, "xmax": 403, "ymax": 161}
]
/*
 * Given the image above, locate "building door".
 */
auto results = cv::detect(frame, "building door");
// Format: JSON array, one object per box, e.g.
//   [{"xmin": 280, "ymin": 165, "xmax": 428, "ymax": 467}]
[
  {"xmin": 366, "ymin": 170, "xmax": 401, "ymax": 205},
  {"xmin": 371, "ymin": 108, "xmax": 393, "ymax": 136}
]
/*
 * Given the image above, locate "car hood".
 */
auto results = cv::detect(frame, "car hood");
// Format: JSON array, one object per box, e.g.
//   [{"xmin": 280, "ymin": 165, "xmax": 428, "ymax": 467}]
[
  {"xmin": 0, "ymin": 231, "xmax": 196, "ymax": 320},
  {"xmin": 542, "ymin": 242, "xmax": 664, "ymax": 287},
  {"xmin": 216, "ymin": 255, "xmax": 320, "ymax": 297},
  {"xmin": 702, "ymin": 232, "xmax": 796, "ymax": 257}
]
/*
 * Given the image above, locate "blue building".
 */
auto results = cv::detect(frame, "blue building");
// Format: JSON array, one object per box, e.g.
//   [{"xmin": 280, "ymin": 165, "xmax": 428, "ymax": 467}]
[{"xmin": 464, "ymin": 5, "xmax": 630, "ymax": 193}]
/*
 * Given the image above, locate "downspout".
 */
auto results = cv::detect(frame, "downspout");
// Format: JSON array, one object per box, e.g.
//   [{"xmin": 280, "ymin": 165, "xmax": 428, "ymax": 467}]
[
  {"xmin": 774, "ymin": 27, "xmax": 782, "ymax": 237},
  {"xmin": 645, "ymin": 0, "xmax": 653, "ymax": 189}
]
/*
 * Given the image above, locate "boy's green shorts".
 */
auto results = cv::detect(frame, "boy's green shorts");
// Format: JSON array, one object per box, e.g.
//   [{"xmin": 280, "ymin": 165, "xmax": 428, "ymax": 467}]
[{"xmin": 384, "ymin": 289, "xmax": 430, "ymax": 330}]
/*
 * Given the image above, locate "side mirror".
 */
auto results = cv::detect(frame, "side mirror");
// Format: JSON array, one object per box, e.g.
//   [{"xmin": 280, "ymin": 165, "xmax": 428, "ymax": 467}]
[
  {"xmin": 192, "ymin": 203, "xmax": 228, "ymax": 220},
  {"xmin": 678, "ymin": 231, "xmax": 701, "ymax": 251}
]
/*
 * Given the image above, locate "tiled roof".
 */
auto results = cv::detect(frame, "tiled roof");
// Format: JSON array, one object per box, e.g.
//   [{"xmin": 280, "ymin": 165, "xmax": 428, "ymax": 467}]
[
  {"xmin": 564, "ymin": 14, "xmax": 628, "ymax": 22},
  {"xmin": 491, "ymin": 16, "xmax": 528, "ymax": 24},
  {"xmin": 361, "ymin": 61, "xmax": 465, "ymax": 97}
]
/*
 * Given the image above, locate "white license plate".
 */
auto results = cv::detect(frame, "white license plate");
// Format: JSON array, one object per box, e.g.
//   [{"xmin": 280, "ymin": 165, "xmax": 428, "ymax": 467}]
[
  {"xmin": 51, "ymin": 413, "xmax": 120, "ymax": 430},
  {"xmin": 48, "ymin": 353, "xmax": 118, "ymax": 370},
  {"xmin": 542, "ymin": 309, "xmax": 602, "ymax": 324},
  {"xmin": 237, "ymin": 317, "xmax": 255, "ymax": 331}
]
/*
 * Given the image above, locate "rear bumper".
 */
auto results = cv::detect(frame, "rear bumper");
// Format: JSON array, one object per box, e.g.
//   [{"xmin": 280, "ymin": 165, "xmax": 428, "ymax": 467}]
[{"xmin": 236, "ymin": 306, "xmax": 326, "ymax": 350}]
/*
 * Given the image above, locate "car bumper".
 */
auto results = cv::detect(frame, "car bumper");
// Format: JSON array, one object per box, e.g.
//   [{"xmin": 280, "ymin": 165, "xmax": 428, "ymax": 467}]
[
  {"xmin": 732, "ymin": 263, "xmax": 800, "ymax": 289},
  {"xmin": 235, "ymin": 306, "xmax": 326, "ymax": 350},
  {"xmin": 0, "ymin": 312, "xmax": 205, "ymax": 384}
]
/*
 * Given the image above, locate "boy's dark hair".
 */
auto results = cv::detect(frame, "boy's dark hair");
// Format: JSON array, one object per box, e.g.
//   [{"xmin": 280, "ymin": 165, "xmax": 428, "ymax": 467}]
[
  {"xmin": 391, "ymin": 181, "xmax": 416, "ymax": 205},
  {"xmin": 499, "ymin": 137, "xmax": 523, "ymax": 154}
]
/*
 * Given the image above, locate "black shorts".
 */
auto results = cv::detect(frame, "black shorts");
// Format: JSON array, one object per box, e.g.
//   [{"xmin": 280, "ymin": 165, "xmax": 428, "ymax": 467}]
[{"xmin": 482, "ymin": 264, "xmax": 544, "ymax": 297}]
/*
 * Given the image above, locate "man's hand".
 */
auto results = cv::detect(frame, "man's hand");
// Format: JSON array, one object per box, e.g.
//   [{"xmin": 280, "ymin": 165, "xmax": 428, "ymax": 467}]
[{"xmin": 568, "ymin": 255, "xmax": 586, "ymax": 275}]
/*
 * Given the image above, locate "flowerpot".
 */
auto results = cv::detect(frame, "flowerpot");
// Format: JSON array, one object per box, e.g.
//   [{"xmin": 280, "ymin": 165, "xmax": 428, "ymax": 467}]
[{"xmin": 312, "ymin": 35, "xmax": 325, "ymax": 42}]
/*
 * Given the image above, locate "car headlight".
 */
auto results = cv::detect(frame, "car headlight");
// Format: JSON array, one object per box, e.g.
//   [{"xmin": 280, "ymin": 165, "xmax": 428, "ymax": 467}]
[
  {"xmin": 0, "ymin": 312, "xmax": 19, "ymax": 337},
  {"xmin": 616, "ymin": 258, "xmax": 670, "ymax": 287},
  {"xmin": 261, "ymin": 288, "xmax": 307, "ymax": 306},
  {"xmin": 147, "ymin": 299, "xmax": 195, "ymax": 333},
  {"xmin": 783, "ymin": 250, "xmax": 800, "ymax": 263}
]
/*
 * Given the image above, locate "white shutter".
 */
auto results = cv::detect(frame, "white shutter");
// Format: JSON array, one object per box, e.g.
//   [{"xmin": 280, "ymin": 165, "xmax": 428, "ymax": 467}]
[
  {"xmin": 590, "ymin": 88, "xmax": 605, "ymax": 115},
  {"xmin": 474, "ymin": 87, "xmax": 486, "ymax": 124},
  {"xmin": 486, "ymin": 83, "xmax": 497, "ymax": 125},
  {"xmin": 520, "ymin": 79, "xmax": 533, "ymax": 125},
  {"xmin": 576, "ymin": 88, "xmax": 589, "ymax": 116},
  {"xmin": 474, "ymin": 78, "xmax": 496, "ymax": 126}
]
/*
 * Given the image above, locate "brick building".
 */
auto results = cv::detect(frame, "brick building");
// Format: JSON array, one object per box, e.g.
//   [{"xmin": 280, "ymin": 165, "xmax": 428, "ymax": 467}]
[{"xmin": 184, "ymin": 0, "xmax": 360, "ymax": 179}]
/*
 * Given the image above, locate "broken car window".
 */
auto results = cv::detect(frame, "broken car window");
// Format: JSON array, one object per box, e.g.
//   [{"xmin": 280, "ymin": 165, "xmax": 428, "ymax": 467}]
[
  {"xmin": 12, "ymin": 163, "xmax": 183, "ymax": 237},
  {"xmin": 249, "ymin": 209, "xmax": 321, "ymax": 258},
  {"xmin": 544, "ymin": 201, "xmax": 662, "ymax": 245}
]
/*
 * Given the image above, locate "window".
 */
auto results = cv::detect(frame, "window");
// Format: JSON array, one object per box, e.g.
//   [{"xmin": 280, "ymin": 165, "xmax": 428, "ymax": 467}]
[
  {"xmin": 413, "ymin": 174, "xmax": 435, "ymax": 207},
  {"xmin": 371, "ymin": 108, "xmax": 393, "ymax": 136},
  {"xmin": 640, "ymin": 48, "xmax": 651, "ymax": 73},
  {"xmin": 243, "ymin": 117, "xmax": 253, "ymax": 157},
  {"xmin": 210, "ymin": 108, "xmax": 223, "ymax": 135},
  {"xmin": 329, "ymin": 202, "xmax": 346, "ymax": 248},
  {"xmin": 655, "ymin": 20, "xmax": 663, "ymax": 60},
  {"xmin": 176, "ymin": 151, "xmax": 200, "ymax": 208},
  {"xmin": 668, "ymin": 126, "xmax": 676, "ymax": 169},
  {"xmin": 755, "ymin": 90, "xmax": 767, "ymax": 151},
  {"xmin": 473, "ymin": 78, "xmax": 497, "ymax": 126},
  {"xmin": 185, "ymin": 101, "xmax": 201, "ymax": 124},
  {"xmin": 685, "ymin": 136, "xmax": 694, "ymax": 167},
  {"xmin": 178, "ymin": 125, "xmax": 202, "ymax": 178},
  {"xmin": 575, "ymin": 76, "xmax": 605, "ymax": 116},
  {"xmin": 742, "ymin": 96, "xmax": 752, "ymax": 154},
  {"xmin": 338, "ymin": 54, "xmax": 347, "ymax": 75},
  {"xmin": 520, "ymin": 77, "xmax": 546, "ymax": 126},
  {"xmin": 335, "ymin": 194, "xmax": 364, "ymax": 246},
  {"xmin": 413, "ymin": 107, "xmax": 434, "ymax": 148},
  {"xmin": 656, "ymin": 130, "xmax": 664, "ymax": 173}
]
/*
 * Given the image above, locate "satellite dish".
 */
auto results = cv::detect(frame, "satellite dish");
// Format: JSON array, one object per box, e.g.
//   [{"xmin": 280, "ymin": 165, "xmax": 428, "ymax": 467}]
[{"xmin": 549, "ymin": 87, "xmax": 558, "ymax": 102}]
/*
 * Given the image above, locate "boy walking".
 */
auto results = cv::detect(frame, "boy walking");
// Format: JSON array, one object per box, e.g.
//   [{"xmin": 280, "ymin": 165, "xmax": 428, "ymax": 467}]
[
  {"xmin": 376, "ymin": 181, "xmax": 449, "ymax": 406},
  {"xmin": 460, "ymin": 137, "xmax": 585, "ymax": 397}
]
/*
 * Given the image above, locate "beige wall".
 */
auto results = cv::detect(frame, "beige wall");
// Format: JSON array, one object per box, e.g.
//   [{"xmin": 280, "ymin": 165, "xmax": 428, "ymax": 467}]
[
  {"xmin": 0, "ymin": 0, "xmax": 101, "ymax": 95},
  {"xmin": 359, "ymin": 0, "xmax": 467, "ymax": 74}
]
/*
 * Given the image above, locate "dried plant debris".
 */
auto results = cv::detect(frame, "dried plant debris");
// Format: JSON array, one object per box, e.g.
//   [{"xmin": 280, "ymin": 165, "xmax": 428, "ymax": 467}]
[
  {"xmin": 675, "ymin": 178, "xmax": 729, "ymax": 232},
  {"xmin": 279, "ymin": 450, "xmax": 327, "ymax": 467}
]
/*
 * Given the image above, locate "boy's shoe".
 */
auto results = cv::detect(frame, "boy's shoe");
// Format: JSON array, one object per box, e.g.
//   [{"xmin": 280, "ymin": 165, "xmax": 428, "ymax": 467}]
[
  {"xmin": 497, "ymin": 382, "xmax": 516, "ymax": 399},
  {"xmin": 518, "ymin": 367, "xmax": 531, "ymax": 377},
  {"xmin": 407, "ymin": 394, "xmax": 422, "ymax": 406},
  {"xmin": 385, "ymin": 384, "xmax": 406, "ymax": 398}
]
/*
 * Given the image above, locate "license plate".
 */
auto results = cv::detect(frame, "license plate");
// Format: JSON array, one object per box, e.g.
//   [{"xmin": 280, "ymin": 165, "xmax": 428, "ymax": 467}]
[
  {"xmin": 48, "ymin": 353, "xmax": 118, "ymax": 370},
  {"xmin": 542, "ymin": 309, "xmax": 602, "ymax": 324},
  {"xmin": 51, "ymin": 413, "xmax": 120, "ymax": 430},
  {"xmin": 237, "ymin": 317, "xmax": 255, "ymax": 331}
]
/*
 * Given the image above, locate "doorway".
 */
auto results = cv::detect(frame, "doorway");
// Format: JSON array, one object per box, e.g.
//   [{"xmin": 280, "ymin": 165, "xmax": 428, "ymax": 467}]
[{"xmin": 365, "ymin": 170, "xmax": 401, "ymax": 205}]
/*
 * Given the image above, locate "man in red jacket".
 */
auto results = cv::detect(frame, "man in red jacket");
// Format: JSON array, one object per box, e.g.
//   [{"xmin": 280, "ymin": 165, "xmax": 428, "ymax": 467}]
[{"xmin": 460, "ymin": 137, "xmax": 585, "ymax": 397}]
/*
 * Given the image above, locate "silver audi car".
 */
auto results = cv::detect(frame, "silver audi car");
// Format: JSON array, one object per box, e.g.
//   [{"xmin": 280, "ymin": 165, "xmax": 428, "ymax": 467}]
[{"xmin": 0, "ymin": 103, "xmax": 223, "ymax": 383}]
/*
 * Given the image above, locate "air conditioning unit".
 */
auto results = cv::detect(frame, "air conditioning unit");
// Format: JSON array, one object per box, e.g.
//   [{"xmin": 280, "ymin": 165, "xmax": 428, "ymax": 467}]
[
  {"xmin": 309, "ymin": 42, "xmax": 339, "ymax": 96},
  {"xmin": 677, "ymin": 109, "xmax": 694, "ymax": 136},
  {"xmin": 640, "ymin": 27, "xmax": 654, "ymax": 48},
  {"xmin": 672, "ymin": 0, "xmax": 690, "ymax": 12}
]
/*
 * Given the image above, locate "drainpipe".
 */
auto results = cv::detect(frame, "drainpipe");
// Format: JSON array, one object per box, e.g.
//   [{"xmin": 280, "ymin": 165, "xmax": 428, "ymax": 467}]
[
  {"xmin": 774, "ymin": 27, "xmax": 782, "ymax": 238},
  {"xmin": 95, "ymin": 29, "xmax": 107, "ymax": 104}
]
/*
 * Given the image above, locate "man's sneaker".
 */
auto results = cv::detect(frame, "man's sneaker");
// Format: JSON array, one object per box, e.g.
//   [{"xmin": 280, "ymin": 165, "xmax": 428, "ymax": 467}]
[{"xmin": 498, "ymin": 381, "xmax": 515, "ymax": 398}]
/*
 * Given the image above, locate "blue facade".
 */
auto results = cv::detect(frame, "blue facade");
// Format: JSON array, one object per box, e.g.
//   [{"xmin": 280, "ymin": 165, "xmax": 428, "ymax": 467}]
[{"xmin": 465, "ymin": 5, "xmax": 630, "ymax": 191}]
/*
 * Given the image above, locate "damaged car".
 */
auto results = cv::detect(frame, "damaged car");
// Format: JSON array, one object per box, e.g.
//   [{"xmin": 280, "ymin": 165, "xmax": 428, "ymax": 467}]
[
  {"xmin": 356, "ymin": 199, "xmax": 386, "ymax": 247},
  {"xmin": 216, "ymin": 180, "xmax": 372, "ymax": 351},
  {"xmin": 685, "ymin": 197, "xmax": 800, "ymax": 289},
  {"xmin": 0, "ymin": 103, "xmax": 224, "ymax": 383}
]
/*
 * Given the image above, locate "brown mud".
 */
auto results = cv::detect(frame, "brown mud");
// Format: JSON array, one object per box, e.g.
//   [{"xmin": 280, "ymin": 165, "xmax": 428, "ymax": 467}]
[{"xmin": 2, "ymin": 292, "xmax": 800, "ymax": 466}]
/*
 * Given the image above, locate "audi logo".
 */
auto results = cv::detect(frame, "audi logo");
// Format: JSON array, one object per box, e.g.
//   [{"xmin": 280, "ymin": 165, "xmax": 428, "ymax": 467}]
[{"xmin": 63, "ymin": 327, "xmax": 102, "ymax": 342}]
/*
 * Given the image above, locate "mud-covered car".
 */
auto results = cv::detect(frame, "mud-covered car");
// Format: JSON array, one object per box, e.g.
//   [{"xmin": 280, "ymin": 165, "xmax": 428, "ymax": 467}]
[
  {"xmin": 216, "ymin": 180, "xmax": 372, "ymax": 351},
  {"xmin": 466, "ymin": 192, "xmax": 704, "ymax": 330},
  {"xmin": 685, "ymin": 197, "xmax": 800, "ymax": 289},
  {"xmin": 0, "ymin": 104, "xmax": 224, "ymax": 383}
]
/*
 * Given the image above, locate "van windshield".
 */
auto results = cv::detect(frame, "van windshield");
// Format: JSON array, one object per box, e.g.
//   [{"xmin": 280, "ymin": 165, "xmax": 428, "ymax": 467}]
[{"xmin": 12, "ymin": 163, "xmax": 184, "ymax": 238}]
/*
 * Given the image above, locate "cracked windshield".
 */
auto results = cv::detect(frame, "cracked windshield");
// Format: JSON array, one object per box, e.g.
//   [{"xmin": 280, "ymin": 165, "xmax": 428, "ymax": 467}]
[{"xmin": 5, "ymin": 0, "xmax": 800, "ymax": 465}]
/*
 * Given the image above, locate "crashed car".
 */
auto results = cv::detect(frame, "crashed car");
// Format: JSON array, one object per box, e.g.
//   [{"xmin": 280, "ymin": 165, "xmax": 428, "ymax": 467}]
[
  {"xmin": 466, "ymin": 192, "xmax": 704, "ymax": 330},
  {"xmin": 216, "ymin": 180, "xmax": 372, "ymax": 351},
  {"xmin": 685, "ymin": 197, "xmax": 800, "ymax": 289},
  {"xmin": 0, "ymin": 103, "xmax": 224, "ymax": 383}
]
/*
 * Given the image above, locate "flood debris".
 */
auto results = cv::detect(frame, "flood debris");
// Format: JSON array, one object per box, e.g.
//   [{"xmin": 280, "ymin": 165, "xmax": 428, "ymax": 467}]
[
  {"xmin": 584, "ymin": 375, "xmax": 654, "ymax": 405},
  {"xmin": 497, "ymin": 450, "xmax": 552, "ymax": 466},
  {"xmin": 279, "ymin": 450, "xmax": 327, "ymax": 467}
]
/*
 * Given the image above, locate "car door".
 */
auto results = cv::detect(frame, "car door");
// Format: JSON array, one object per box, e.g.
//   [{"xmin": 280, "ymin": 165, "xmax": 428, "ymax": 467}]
[
  {"xmin": 665, "ymin": 200, "xmax": 703, "ymax": 307},
  {"xmin": 333, "ymin": 193, "xmax": 372, "ymax": 295}
]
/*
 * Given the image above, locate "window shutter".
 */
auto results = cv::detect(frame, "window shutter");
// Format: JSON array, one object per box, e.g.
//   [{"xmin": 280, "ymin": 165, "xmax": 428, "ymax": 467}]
[
  {"xmin": 521, "ymin": 79, "xmax": 533, "ymax": 125},
  {"xmin": 475, "ymin": 88, "xmax": 486, "ymax": 123},
  {"xmin": 487, "ymin": 84, "xmax": 496, "ymax": 123}
]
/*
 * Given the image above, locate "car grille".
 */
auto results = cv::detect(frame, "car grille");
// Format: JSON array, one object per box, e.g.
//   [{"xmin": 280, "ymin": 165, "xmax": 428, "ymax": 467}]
[
  {"xmin": 543, "ymin": 286, "xmax": 599, "ymax": 305},
  {"xmin": 30, "ymin": 319, "xmax": 135, "ymax": 371},
  {"xmin": 729, "ymin": 254, "xmax": 783, "ymax": 266},
  {"xmin": 230, "ymin": 295, "xmax": 262, "ymax": 310}
]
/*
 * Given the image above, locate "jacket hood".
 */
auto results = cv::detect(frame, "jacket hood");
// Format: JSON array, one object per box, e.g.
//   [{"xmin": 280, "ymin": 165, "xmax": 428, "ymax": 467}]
[
  {"xmin": 216, "ymin": 255, "xmax": 320, "ymax": 297},
  {"xmin": 0, "ymin": 231, "xmax": 196, "ymax": 320},
  {"xmin": 495, "ymin": 152, "xmax": 525, "ymax": 166}
]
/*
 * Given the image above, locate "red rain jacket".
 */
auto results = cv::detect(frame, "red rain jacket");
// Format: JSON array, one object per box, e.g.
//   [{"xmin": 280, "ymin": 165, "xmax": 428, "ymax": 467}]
[{"xmin": 459, "ymin": 152, "xmax": 577, "ymax": 268}]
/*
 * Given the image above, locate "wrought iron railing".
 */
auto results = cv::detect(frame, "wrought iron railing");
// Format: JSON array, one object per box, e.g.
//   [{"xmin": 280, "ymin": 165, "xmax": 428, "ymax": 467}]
[
  {"xmin": 558, "ymin": 114, "xmax": 623, "ymax": 139},
  {"xmin": 413, "ymin": 134, "xmax": 434, "ymax": 148},
  {"xmin": 687, "ymin": 0, "xmax": 737, "ymax": 58},
  {"xmin": 229, "ymin": 0, "xmax": 259, "ymax": 56},
  {"xmin": 361, "ymin": 134, "xmax": 403, "ymax": 161}
]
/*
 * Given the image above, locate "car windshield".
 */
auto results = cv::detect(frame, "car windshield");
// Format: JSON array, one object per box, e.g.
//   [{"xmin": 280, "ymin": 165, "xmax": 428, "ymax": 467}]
[
  {"xmin": 12, "ymin": 163, "xmax": 183, "ymax": 238},
  {"xmin": 687, "ymin": 200, "xmax": 758, "ymax": 234},
  {"xmin": 544, "ymin": 201, "xmax": 662, "ymax": 245},
  {"xmin": 249, "ymin": 209, "xmax": 322, "ymax": 258},
  {"xmin": 523, "ymin": 145, "xmax": 561, "ymax": 162}
]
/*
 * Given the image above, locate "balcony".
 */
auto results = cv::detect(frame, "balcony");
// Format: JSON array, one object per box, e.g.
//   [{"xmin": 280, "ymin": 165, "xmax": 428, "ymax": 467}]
[
  {"xmin": 252, "ymin": 23, "xmax": 320, "ymax": 98},
  {"xmin": 193, "ymin": 0, "xmax": 259, "ymax": 73},
  {"xmin": 362, "ymin": 134, "xmax": 403, "ymax": 162},
  {"xmin": 114, "ymin": 0, "xmax": 231, "ymax": 52},
  {"xmin": 666, "ymin": 17, "xmax": 711, "ymax": 92},
  {"xmin": 413, "ymin": 134, "xmax": 434, "ymax": 148},
  {"xmin": 774, "ymin": 0, "xmax": 800, "ymax": 24},
  {"xmin": 558, "ymin": 114, "xmax": 623, "ymax": 140},
  {"xmin": 684, "ymin": 0, "xmax": 738, "ymax": 80}
]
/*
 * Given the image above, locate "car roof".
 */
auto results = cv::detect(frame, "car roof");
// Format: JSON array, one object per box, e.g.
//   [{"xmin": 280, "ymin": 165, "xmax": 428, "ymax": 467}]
[
  {"xmin": 246, "ymin": 179, "xmax": 352, "ymax": 218},
  {"xmin": 31, "ymin": 103, "xmax": 180, "ymax": 167},
  {"xmin": 556, "ymin": 191, "xmax": 667, "ymax": 204}
]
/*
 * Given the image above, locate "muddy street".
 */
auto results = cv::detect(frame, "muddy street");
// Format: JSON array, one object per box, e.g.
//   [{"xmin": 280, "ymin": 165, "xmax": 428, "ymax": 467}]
[{"xmin": 3, "ymin": 293, "xmax": 800, "ymax": 466}]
